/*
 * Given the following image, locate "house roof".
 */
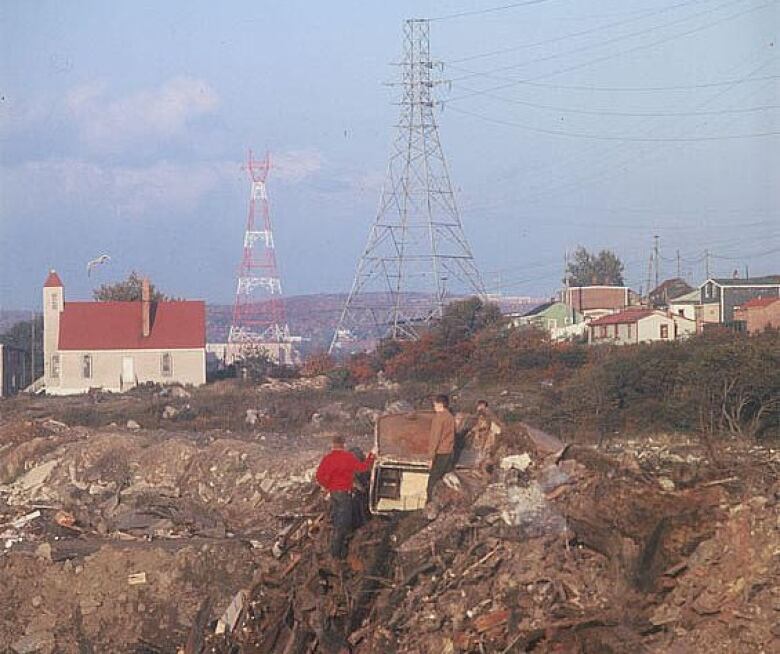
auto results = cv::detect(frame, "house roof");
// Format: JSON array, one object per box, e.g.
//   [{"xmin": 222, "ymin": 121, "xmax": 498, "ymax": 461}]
[
  {"xmin": 522, "ymin": 301, "xmax": 555, "ymax": 317},
  {"xmin": 589, "ymin": 309, "xmax": 655, "ymax": 326},
  {"xmin": 58, "ymin": 300, "xmax": 205, "ymax": 351},
  {"xmin": 669, "ymin": 289, "xmax": 700, "ymax": 304},
  {"xmin": 703, "ymin": 275, "xmax": 780, "ymax": 288},
  {"xmin": 650, "ymin": 278, "xmax": 693, "ymax": 300},
  {"xmin": 737, "ymin": 296, "xmax": 780, "ymax": 310},
  {"xmin": 43, "ymin": 270, "xmax": 63, "ymax": 288}
]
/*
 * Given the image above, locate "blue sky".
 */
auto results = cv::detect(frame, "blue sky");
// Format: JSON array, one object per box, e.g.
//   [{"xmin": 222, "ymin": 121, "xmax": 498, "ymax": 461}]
[{"xmin": 1, "ymin": 0, "xmax": 778, "ymax": 309}]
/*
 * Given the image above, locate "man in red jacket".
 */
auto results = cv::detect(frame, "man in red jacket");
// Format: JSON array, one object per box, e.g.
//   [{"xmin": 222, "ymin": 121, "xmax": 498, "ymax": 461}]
[{"xmin": 316, "ymin": 434, "xmax": 376, "ymax": 559}]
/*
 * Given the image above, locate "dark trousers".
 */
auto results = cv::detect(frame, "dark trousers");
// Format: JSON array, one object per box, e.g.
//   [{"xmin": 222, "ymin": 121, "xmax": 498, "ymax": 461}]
[
  {"xmin": 329, "ymin": 491, "xmax": 353, "ymax": 559},
  {"xmin": 426, "ymin": 452, "xmax": 454, "ymax": 501}
]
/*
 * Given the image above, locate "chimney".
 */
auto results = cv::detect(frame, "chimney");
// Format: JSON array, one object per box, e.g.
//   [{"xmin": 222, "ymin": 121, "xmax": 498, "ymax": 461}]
[{"xmin": 142, "ymin": 278, "xmax": 151, "ymax": 338}]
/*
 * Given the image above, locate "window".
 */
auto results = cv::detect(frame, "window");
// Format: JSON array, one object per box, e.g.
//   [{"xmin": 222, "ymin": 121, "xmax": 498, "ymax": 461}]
[
  {"xmin": 82, "ymin": 354, "xmax": 92, "ymax": 379},
  {"xmin": 599, "ymin": 325, "xmax": 607, "ymax": 338},
  {"xmin": 660, "ymin": 324, "xmax": 669, "ymax": 339},
  {"xmin": 51, "ymin": 355, "xmax": 60, "ymax": 379},
  {"xmin": 161, "ymin": 352, "xmax": 173, "ymax": 376},
  {"xmin": 50, "ymin": 292, "xmax": 58, "ymax": 310},
  {"xmin": 627, "ymin": 323, "xmax": 633, "ymax": 339}
]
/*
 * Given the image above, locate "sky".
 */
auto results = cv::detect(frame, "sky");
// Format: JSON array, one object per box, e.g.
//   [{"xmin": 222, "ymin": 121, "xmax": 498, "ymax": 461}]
[{"xmin": 1, "ymin": 0, "xmax": 778, "ymax": 309}]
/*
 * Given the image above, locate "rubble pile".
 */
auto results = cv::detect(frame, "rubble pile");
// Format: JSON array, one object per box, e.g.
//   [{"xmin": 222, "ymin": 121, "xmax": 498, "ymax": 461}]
[
  {"xmin": 0, "ymin": 418, "xmax": 345, "ymax": 652},
  {"xmin": 199, "ymin": 431, "xmax": 778, "ymax": 654}
]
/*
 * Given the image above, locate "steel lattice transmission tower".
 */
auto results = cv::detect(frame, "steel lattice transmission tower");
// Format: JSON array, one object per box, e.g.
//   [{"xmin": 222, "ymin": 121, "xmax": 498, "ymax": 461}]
[
  {"xmin": 330, "ymin": 19, "xmax": 486, "ymax": 353},
  {"xmin": 228, "ymin": 151, "xmax": 296, "ymax": 364}
]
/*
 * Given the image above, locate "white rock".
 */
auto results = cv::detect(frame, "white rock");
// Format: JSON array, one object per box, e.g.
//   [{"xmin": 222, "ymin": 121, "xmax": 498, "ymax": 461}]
[{"xmin": 500, "ymin": 454, "xmax": 532, "ymax": 472}]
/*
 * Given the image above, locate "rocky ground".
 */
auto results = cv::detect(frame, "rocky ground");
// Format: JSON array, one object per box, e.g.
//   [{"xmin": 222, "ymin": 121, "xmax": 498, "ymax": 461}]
[{"xmin": 1, "ymin": 382, "xmax": 778, "ymax": 653}]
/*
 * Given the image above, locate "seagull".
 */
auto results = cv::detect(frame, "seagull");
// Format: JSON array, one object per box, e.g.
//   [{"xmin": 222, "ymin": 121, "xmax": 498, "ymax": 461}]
[{"xmin": 86, "ymin": 254, "xmax": 111, "ymax": 277}]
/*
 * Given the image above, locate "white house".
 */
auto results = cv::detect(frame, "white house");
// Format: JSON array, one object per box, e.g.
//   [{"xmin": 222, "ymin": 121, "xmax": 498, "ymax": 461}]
[{"xmin": 588, "ymin": 309, "xmax": 696, "ymax": 345}]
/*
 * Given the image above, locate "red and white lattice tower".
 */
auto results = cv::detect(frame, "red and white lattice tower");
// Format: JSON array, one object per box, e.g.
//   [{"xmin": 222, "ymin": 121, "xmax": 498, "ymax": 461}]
[{"xmin": 228, "ymin": 150, "xmax": 293, "ymax": 363}]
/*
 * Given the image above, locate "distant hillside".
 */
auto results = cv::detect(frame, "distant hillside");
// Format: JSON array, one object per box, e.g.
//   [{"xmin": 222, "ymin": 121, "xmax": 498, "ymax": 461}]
[{"xmin": 208, "ymin": 293, "xmax": 542, "ymax": 354}]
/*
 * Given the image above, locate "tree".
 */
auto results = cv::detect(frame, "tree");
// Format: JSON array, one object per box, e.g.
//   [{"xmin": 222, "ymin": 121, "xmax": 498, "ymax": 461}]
[
  {"xmin": 435, "ymin": 296, "xmax": 504, "ymax": 346},
  {"xmin": 0, "ymin": 316, "xmax": 43, "ymax": 378},
  {"xmin": 565, "ymin": 247, "xmax": 625, "ymax": 286},
  {"xmin": 93, "ymin": 272, "xmax": 168, "ymax": 302}
]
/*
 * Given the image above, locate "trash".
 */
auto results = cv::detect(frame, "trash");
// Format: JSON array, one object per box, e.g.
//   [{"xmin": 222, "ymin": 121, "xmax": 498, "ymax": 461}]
[
  {"xmin": 162, "ymin": 405, "xmax": 179, "ymax": 420},
  {"xmin": 499, "ymin": 453, "xmax": 532, "ymax": 471},
  {"xmin": 128, "ymin": 572, "xmax": 147, "ymax": 585},
  {"xmin": 214, "ymin": 589, "xmax": 248, "ymax": 635},
  {"xmin": 126, "ymin": 420, "xmax": 141, "ymax": 430},
  {"xmin": 12, "ymin": 510, "xmax": 41, "ymax": 529},
  {"xmin": 442, "ymin": 472, "xmax": 462, "ymax": 491},
  {"xmin": 53, "ymin": 510, "xmax": 76, "ymax": 528}
]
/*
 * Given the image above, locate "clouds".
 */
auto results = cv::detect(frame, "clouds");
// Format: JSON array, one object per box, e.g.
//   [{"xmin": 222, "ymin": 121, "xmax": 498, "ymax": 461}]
[
  {"xmin": 1, "ymin": 76, "xmax": 329, "ymax": 218},
  {"xmin": 65, "ymin": 77, "xmax": 219, "ymax": 155}
]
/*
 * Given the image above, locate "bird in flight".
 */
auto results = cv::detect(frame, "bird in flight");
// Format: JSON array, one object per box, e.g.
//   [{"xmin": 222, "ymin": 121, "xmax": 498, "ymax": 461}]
[{"xmin": 86, "ymin": 254, "xmax": 111, "ymax": 276}]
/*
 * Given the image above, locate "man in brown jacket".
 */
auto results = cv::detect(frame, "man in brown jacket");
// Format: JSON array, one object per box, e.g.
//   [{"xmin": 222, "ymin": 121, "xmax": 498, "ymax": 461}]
[{"xmin": 426, "ymin": 394, "xmax": 456, "ymax": 501}]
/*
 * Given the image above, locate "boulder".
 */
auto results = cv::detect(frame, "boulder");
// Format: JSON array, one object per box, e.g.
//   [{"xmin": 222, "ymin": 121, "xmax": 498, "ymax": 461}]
[{"xmin": 384, "ymin": 399, "xmax": 414, "ymax": 415}]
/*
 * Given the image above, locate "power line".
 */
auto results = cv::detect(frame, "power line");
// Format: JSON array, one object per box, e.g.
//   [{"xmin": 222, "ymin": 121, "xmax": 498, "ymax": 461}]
[
  {"xmin": 429, "ymin": 0, "xmax": 557, "ymax": 22},
  {"xmin": 449, "ymin": 0, "xmax": 730, "ymax": 81},
  {"xmin": 450, "ymin": 87, "xmax": 780, "ymax": 117},
  {"xmin": 448, "ymin": 0, "xmax": 711, "ymax": 63},
  {"xmin": 446, "ymin": 0, "xmax": 777, "ymax": 102},
  {"xmin": 449, "ymin": 72, "xmax": 780, "ymax": 93},
  {"xmin": 448, "ymin": 105, "xmax": 780, "ymax": 141}
]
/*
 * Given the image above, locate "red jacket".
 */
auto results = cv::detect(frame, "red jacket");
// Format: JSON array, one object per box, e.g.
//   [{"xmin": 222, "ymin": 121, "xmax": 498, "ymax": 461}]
[{"xmin": 316, "ymin": 449, "xmax": 375, "ymax": 493}]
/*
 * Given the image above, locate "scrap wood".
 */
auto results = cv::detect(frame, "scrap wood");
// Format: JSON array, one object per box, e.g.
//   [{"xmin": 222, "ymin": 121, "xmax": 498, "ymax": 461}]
[
  {"xmin": 701, "ymin": 476, "xmax": 739, "ymax": 487},
  {"xmin": 473, "ymin": 608, "xmax": 510, "ymax": 633},
  {"xmin": 461, "ymin": 544, "xmax": 501, "ymax": 577}
]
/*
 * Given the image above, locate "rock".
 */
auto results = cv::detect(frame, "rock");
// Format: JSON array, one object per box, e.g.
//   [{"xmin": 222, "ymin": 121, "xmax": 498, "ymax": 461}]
[
  {"xmin": 34, "ymin": 543, "xmax": 52, "ymax": 561},
  {"xmin": 162, "ymin": 405, "xmax": 179, "ymax": 420},
  {"xmin": 31, "ymin": 596, "xmax": 42, "ymax": 608},
  {"xmin": 356, "ymin": 407, "xmax": 381, "ymax": 426},
  {"xmin": 245, "ymin": 408, "xmax": 267, "ymax": 425},
  {"xmin": 658, "ymin": 477, "xmax": 676, "ymax": 492},
  {"xmin": 500, "ymin": 454, "xmax": 532, "ymax": 472},
  {"xmin": 384, "ymin": 399, "xmax": 414, "ymax": 414},
  {"xmin": 11, "ymin": 631, "xmax": 55, "ymax": 654},
  {"xmin": 316, "ymin": 402, "xmax": 352, "ymax": 422},
  {"xmin": 15, "ymin": 461, "xmax": 58, "ymax": 492},
  {"xmin": 41, "ymin": 419, "xmax": 68, "ymax": 433},
  {"xmin": 170, "ymin": 386, "xmax": 191, "ymax": 399},
  {"xmin": 126, "ymin": 420, "xmax": 141, "ymax": 430}
]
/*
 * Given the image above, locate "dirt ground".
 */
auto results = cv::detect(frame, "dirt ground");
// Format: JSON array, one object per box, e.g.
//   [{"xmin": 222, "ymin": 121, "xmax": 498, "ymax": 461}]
[{"xmin": 1, "ymin": 383, "xmax": 778, "ymax": 653}]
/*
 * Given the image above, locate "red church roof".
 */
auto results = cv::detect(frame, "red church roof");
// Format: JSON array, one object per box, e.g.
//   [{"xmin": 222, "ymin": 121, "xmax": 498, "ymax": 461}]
[
  {"xmin": 58, "ymin": 301, "xmax": 205, "ymax": 351},
  {"xmin": 589, "ymin": 309, "xmax": 655, "ymax": 326},
  {"xmin": 44, "ymin": 270, "xmax": 63, "ymax": 287}
]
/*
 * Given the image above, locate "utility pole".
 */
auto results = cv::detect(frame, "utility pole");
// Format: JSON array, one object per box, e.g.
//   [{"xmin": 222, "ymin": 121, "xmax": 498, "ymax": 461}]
[
  {"xmin": 676, "ymin": 249, "xmax": 681, "ymax": 279},
  {"xmin": 704, "ymin": 249, "xmax": 711, "ymax": 279},
  {"xmin": 645, "ymin": 254, "xmax": 654, "ymax": 303},
  {"xmin": 30, "ymin": 310, "xmax": 36, "ymax": 384},
  {"xmin": 330, "ymin": 19, "xmax": 485, "ymax": 352},
  {"xmin": 653, "ymin": 235, "xmax": 660, "ymax": 290}
]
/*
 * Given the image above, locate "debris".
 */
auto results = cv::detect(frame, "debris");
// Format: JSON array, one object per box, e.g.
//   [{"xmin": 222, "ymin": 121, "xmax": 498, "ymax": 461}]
[
  {"xmin": 128, "ymin": 572, "xmax": 147, "ymax": 585},
  {"xmin": 11, "ymin": 631, "xmax": 55, "ymax": 654},
  {"xmin": 12, "ymin": 510, "xmax": 41, "ymax": 529},
  {"xmin": 162, "ymin": 405, "xmax": 179, "ymax": 420},
  {"xmin": 53, "ymin": 510, "xmax": 76, "ymax": 528},
  {"xmin": 658, "ymin": 476, "xmax": 676, "ymax": 491},
  {"xmin": 384, "ymin": 399, "xmax": 414, "ymax": 414},
  {"xmin": 499, "ymin": 453, "xmax": 532, "ymax": 471},
  {"xmin": 214, "ymin": 589, "xmax": 248, "ymax": 635}
]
